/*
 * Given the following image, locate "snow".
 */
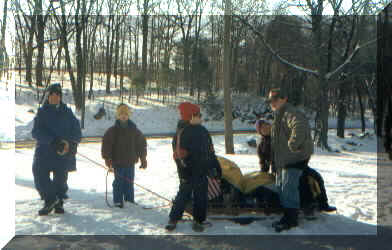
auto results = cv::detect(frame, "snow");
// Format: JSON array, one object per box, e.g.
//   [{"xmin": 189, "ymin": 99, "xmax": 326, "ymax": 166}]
[
  {"xmin": 13, "ymin": 131, "xmax": 380, "ymax": 235},
  {"xmin": 0, "ymin": 79, "xmax": 15, "ymax": 249},
  {"xmin": 1, "ymin": 73, "xmax": 389, "ymax": 244}
]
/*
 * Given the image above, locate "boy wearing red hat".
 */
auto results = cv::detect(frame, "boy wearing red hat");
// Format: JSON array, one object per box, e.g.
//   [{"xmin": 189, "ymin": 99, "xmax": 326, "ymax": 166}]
[{"xmin": 166, "ymin": 102, "xmax": 215, "ymax": 232}]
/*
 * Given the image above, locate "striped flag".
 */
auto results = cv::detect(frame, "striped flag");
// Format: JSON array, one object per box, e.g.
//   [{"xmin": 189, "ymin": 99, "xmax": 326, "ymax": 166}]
[{"xmin": 207, "ymin": 176, "xmax": 221, "ymax": 200}]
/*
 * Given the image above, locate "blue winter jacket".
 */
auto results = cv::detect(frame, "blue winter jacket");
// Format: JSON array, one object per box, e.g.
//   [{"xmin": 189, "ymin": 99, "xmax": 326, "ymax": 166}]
[{"xmin": 32, "ymin": 102, "xmax": 82, "ymax": 172}]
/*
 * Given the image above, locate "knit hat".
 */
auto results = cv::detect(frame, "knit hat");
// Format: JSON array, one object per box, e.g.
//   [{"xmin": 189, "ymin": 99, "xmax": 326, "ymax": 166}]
[
  {"xmin": 47, "ymin": 83, "xmax": 62, "ymax": 97},
  {"xmin": 116, "ymin": 104, "xmax": 131, "ymax": 119},
  {"xmin": 177, "ymin": 102, "xmax": 200, "ymax": 121},
  {"xmin": 255, "ymin": 119, "xmax": 271, "ymax": 132}
]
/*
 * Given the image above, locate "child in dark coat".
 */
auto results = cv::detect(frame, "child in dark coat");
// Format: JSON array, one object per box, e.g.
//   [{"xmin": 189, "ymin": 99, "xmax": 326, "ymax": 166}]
[
  {"xmin": 101, "ymin": 104, "xmax": 147, "ymax": 208},
  {"xmin": 166, "ymin": 102, "xmax": 215, "ymax": 232}
]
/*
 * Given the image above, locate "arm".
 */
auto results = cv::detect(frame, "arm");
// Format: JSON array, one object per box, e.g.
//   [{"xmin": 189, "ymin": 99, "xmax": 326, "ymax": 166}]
[
  {"xmin": 31, "ymin": 110, "xmax": 55, "ymax": 144},
  {"xmin": 68, "ymin": 113, "xmax": 82, "ymax": 144},
  {"xmin": 101, "ymin": 127, "xmax": 115, "ymax": 161},
  {"xmin": 287, "ymin": 112, "xmax": 309, "ymax": 152}
]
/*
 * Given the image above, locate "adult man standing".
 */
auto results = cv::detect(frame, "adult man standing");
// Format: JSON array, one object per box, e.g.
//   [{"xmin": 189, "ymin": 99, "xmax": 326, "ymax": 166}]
[
  {"xmin": 32, "ymin": 83, "xmax": 81, "ymax": 215},
  {"xmin": 266, "ymin": 88, "xmax": 314, "ymax": 232}
]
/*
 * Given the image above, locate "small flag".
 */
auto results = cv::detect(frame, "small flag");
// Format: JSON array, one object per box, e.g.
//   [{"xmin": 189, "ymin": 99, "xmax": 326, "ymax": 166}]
[{"xmin": 208, "ymin": 176, "xmax": 221, "ymax": 200}]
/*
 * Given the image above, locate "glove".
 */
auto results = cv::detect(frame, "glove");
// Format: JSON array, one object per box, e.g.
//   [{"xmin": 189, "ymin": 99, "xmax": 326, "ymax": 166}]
[
  {"xmin": 140, "ymin": 159, "xmax": 147, "ymax": 169},
  {"xmin": 105, "ymin": 158, "xmax": 112, "ymax": 168},
  {"xmin": 69, "ymin": 142, "xmax": 78, "ymax": 155},
  {"xmin": 52, "ymin": 138, "xmax": 69, "ymax": 155}
]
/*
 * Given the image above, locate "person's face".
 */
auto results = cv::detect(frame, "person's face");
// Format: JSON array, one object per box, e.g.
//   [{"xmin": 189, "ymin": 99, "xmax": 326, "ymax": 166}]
[
  {"xmin": 48, "ymin": 92, "xmax": 61, "ymax": 105},
  {"xmin": 118, "ymin": 113, "xmax": 129, "ymax": 121},
  {"xmin": 269, "ymin": 97, "xmax": 287, "ymax": 111},
  {"xmin": 260, "ymin": 123, "xmax": 271, "ymax": 136}
]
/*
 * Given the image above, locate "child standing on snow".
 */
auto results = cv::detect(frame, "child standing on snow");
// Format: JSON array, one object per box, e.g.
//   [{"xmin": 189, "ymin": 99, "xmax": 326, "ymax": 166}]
[
  {"xmin": 101, "ymin": 104, "xmax": 147, "ymax": 208},
  {"xmin": 166, "ymin": 102, "xmax": 215, "ymax": 232}
]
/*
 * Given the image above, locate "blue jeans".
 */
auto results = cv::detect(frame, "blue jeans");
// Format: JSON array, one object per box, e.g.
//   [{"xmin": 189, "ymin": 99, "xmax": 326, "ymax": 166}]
[
  {"xmin": 271, "ymin": 168, "xmax": 303, "ymax": 209},
  {"xmin": 113, "ymin": 165, "xmax": 135, "ymax": 204}
]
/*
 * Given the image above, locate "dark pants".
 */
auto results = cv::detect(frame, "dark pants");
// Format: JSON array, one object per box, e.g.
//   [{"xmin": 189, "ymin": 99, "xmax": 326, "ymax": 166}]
[
  {"xmin": 169, "ymin": 175, "xmax": 208, "ymax": 223},
  {"xmin": 113, "ymin": 165, "xmax": 135, "ymax": 204},
  {"xmin": 36, "ymin": 166, "xmax": 68, "ymax": 202},
  {"xmin": 300, "ymin": 167, "xmax": 328, "ymax": 207},
  {"xmin": 33, "ymin": 164, "xmax": 68, "ymax": 199}
]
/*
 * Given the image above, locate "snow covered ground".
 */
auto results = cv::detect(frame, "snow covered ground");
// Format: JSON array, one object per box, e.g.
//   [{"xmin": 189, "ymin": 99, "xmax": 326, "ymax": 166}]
[
  {"xmin": 1, "ymin": 73, "xmax": 388, "ymax": 242},
  {"xmin": 0, "ymin": 80, "xmax": 15, "ymax": 249}
]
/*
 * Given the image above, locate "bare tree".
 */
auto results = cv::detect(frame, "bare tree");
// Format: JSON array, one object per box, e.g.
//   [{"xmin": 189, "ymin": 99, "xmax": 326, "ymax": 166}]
[{"xmin": 223, "ymin": 0, "xmax": 234, "ymax": 154}]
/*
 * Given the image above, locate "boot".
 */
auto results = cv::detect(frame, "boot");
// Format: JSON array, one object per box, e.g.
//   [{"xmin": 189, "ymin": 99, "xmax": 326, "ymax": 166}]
[
  {"xmin": 273, "ymin": 208, "xmax": 298, "ymax": 233},
  {"xmin": 38, "ymin": 198, "xmax": 59, "ymax": 216},
  {"xmin": 319, "ymin": 203, "xmax": 337, "ymax": 212},
  {"xmin": 165, "ymin": 219, "xmax": 177, "ymax": 231},
  {"xmin": 114, "ymin": 202, "xmax": 124, "ymax": 208},
  {"xmin": 54, "ymin": 200, "xmax": 65, "ymax": 214},
  {"xmin": 192, "ymin": 221, "xmax": 205, "ymax": 232}
]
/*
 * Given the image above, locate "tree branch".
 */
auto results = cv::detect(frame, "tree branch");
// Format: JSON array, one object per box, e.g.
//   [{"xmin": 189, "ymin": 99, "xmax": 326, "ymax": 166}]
[
  {"xmin": 235, "ymin": 15, "xmax": 319, "ymax": 77},
  {"xmin": 325, "ymin": 37, "xmax": 377, "ymax": 80}
]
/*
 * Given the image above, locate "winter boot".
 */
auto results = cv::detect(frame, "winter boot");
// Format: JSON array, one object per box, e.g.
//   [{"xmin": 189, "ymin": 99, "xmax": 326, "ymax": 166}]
[
  {"xmin": 192, "ymin": 221, "xmax": 205, "ymax": 232},
  {"xmin": 273, "ymin": 208, "xmax": 299, "ymax": 233},
  {"xmin": 319, "ymin": 203, "xmax": 337, "ymax": 212},
  {"xmin": 165, "ymin": 220, "xmax": 178, "ymax": 231},
  {"xmin": 54, "ymin": 200, "xmax": 65, "ymax": 214},
  {"xmin": 38, "ymin": 198, "xmax": 59, "ymax": 216},
  {"xmin": 114, "ymin": 202, "xmax": 124, "ymax": 208}
]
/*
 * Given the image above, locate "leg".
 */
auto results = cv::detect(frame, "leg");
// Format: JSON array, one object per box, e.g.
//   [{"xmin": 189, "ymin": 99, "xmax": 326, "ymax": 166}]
[
  {"xmin": 124, "ymin": 165, "xmax": 135, "ymax": 203},
  {"xmin": 192, "ymin": 176, "xmax": 208, "ymax": 223},
  {"xmin": 32, "ymin": 161, "xmax": 43, "ymax": 199},
  {"xmin": 273, "ymin": 168, "xmax": 303, "ymax": 232},
  {"xmin": 112, "ymin": 168, "xmax": 123, "ymax": 205},
  {"xmin": 53, "ymin": 168, "xmax": 68, "ymax": 200},
  {"xmin": 280, "ymin": 168, "xmax": 303, "ymax": 209},
  {"xmin": 37, "ymin": 167, "xmax": 56, "ymax": 202},
  {"xmin": 169, "ymin": 180, "xmax": 193, "ymax": 222}
]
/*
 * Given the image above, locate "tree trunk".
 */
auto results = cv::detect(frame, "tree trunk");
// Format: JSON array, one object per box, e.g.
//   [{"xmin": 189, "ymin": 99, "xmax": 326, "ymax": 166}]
[
  {"xmin": 142, "ymin": 8, "xmax": 149, "ymax": 89},
  {"xmin": 26, "ymin": 17, "xmax": 36, "ymax": 85},
  {"xmin": 356, "ymin": 84, "xmax": 366, "ymax": 133},
  {"xmin": 223, "ymin": 0, "xmax": 234, "ymax": 154},
  {"xmin": 337, "ymin": 83, "xmax": 348, "ymax": 138},
  {"xmin": 35, "ymin": 13, "xmax": 45, "ymax": 87}
]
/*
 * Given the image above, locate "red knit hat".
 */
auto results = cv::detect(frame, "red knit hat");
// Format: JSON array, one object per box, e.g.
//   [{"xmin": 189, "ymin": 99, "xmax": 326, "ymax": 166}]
[{"xmin": 178, "ymin": 102, "xmax": 200, "ymax": 121}]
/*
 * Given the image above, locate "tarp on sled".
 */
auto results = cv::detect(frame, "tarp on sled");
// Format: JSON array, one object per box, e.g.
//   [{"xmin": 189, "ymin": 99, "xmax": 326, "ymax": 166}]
[{"xmin": 216, "ymin": 156, "xmax": 275, "ymax": 194}]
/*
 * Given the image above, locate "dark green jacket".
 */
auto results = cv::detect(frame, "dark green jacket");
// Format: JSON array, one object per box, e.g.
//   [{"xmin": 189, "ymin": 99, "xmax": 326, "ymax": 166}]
[{"xmin": 271, "ymin": 103, "xmax": 313, "ymax": 169}]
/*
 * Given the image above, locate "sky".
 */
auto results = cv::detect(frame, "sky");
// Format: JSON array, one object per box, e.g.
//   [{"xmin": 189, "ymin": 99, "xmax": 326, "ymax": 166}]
[{"xmin": 0, "ymin": 0, "xmax": 388, "ymax": 58}]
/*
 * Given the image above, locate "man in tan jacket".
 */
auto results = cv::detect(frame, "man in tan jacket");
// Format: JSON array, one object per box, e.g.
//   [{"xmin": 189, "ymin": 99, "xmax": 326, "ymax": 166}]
[{"xmin": 266, "ymin": 88, "xmax": 314, "ymax": 232}]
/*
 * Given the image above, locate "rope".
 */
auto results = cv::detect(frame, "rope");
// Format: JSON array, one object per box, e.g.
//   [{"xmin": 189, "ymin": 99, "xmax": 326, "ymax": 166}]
[
  {"xmin": 77, "ymin": 152, "xmax": 173, "ymax": 208},
  {"xmin": 105, "ymin": 169, "xmax": 114, "ymax": 208}
]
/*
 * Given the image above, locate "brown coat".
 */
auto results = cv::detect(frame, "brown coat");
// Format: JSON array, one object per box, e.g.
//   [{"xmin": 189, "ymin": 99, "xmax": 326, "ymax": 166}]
[{"xmin": 101, "ymin": 120, "xmax": 147, "ymax": 166}]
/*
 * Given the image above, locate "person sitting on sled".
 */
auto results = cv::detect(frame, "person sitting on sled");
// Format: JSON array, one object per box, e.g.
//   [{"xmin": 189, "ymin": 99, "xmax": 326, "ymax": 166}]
[
  {"xmin": 166, "ymin": 102, "xmax": 216, "ymax": 232},
  {"xmin": 255, "ymin": 119, "xmax": 276, "ymax": 174},
  {"xmin": 101, "ymin": 104, "xmax": 147, "ymax": 208}
]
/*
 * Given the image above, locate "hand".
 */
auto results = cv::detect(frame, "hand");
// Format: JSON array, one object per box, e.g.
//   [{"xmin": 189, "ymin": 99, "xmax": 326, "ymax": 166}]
[
  {"xmin": 105, "ymin": 158, "xmax": 112, "ymax": 168},
  {"xmin": 140, "ymin": 159, "xmax": 147, "ymax": 169}
]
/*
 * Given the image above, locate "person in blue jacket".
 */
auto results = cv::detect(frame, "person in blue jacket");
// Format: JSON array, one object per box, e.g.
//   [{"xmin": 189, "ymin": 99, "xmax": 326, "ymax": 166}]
[{"xmin": 32, "ymin": 83, "xmax": 81, "ymax": 216}]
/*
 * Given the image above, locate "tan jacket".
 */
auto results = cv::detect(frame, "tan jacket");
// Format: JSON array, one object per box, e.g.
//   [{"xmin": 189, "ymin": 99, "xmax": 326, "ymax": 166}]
[{"xmin": 271, "ymin": 103, "xmax": 313, "ymax": 169}]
